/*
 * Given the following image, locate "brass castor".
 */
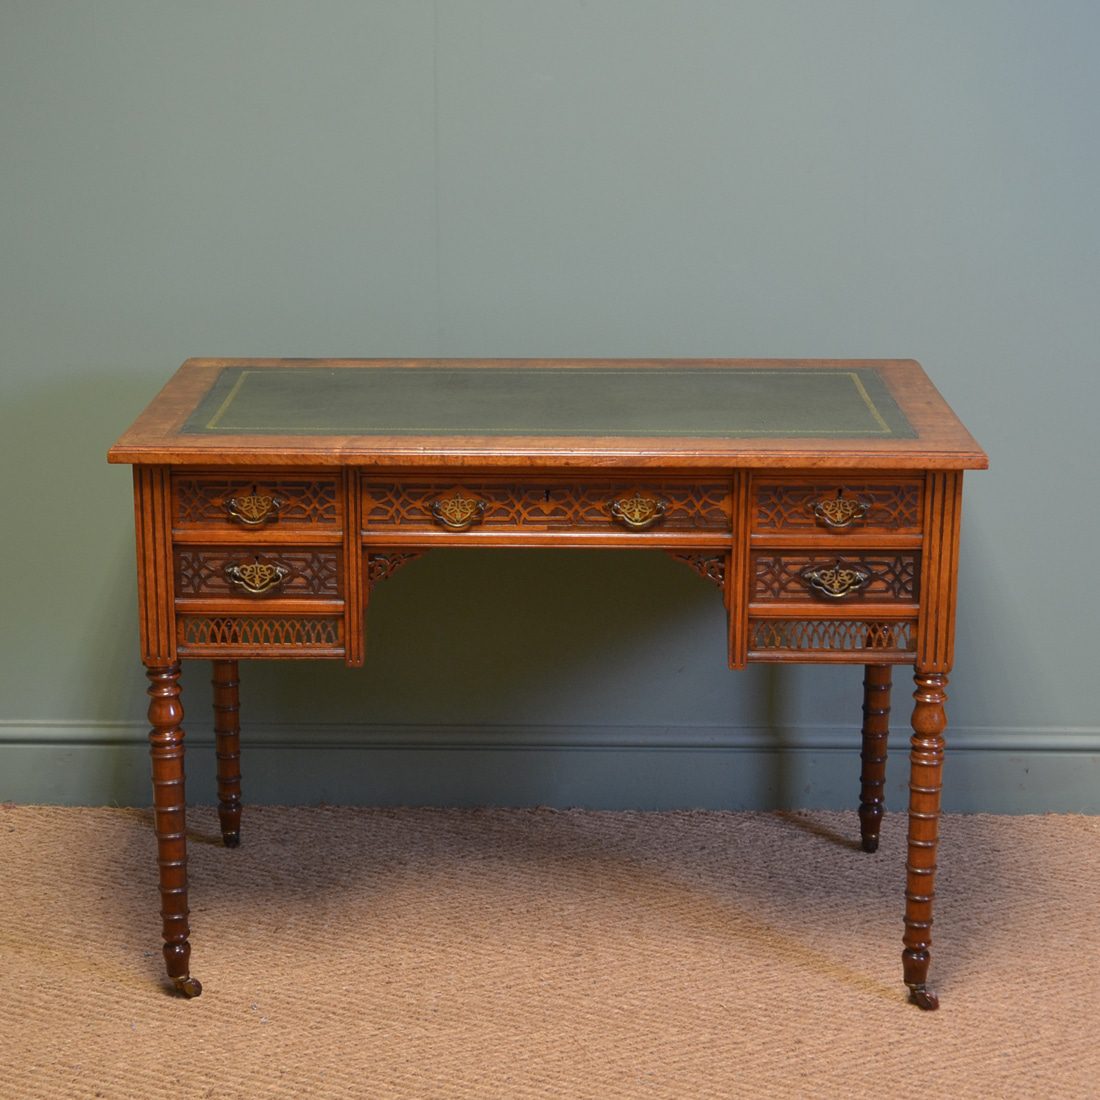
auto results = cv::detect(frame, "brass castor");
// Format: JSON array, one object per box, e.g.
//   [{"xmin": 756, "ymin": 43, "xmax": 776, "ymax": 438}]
[
  {"xmin": 861, "ymin": 835, "xmax": 880, "ymax": 853},
  {"xmin": 222, "ymin": 831, "xmax": 241, "ymax": 849},
  {"xmin": 173, "ymin": 975, "xmax": 203, "ymax": 998},
  {"xmin": 907, "ymin": 984, "xmax": 939, "ymax": 1011}
]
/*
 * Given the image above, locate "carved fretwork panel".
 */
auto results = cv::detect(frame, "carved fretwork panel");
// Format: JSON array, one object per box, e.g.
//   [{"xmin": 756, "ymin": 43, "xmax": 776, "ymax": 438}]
[
  {"xmin": 362, "ymin": 481, "xmax": 732, "ymax": 531},
  {"xmin": 178, "ymin": 615, "xmax": 343, "ymax": 653},
  {"xmin": 753, "ymin": 481, "xmax": 922, "ymax": 532},
  {"xmin": 752, "ymin": 553, "xmax": 919, "ymax": 602},
  {"xmin": 666, "ymin": 551, "xmax": 727, "ymax": 589},
  {"xmin": 173, "ymin": 477, "xmax": 340, "ymax": 527},
  {"xmin": 748, "ymin": 618, "xmax": 916, "ymax": 655},
  {"xmin": 366, "ymin": 552, "xmax": 425, "ymax": 586},
  {"xmin": 175, "ymin": 549, "xmax": 341, "ymax": 597}
]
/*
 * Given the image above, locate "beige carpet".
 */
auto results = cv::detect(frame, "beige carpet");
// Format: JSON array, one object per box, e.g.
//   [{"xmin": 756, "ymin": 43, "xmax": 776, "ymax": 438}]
[{"xmin": 1, "ymin": 806, "xmax": 1097, "ymax": 1099}]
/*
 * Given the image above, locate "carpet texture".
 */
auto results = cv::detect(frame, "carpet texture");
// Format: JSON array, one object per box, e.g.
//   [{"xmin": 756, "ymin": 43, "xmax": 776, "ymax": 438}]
[{"xmin": 1, "ymin": 806, "xmax": 1097, "ymax": 1099}]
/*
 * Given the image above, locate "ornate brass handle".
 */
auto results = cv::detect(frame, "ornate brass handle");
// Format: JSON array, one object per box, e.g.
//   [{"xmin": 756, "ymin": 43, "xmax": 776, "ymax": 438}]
[
  {"xmin": 430, "ymin": 493, "xmax": 487, "ymax": 530},
  {"xmin": 224, "ymin": 560, "xmax": 290, "ymax": 595},
  {"xmin": 609, "ymin": 493, "xmax": 668, "ymax": 531},
  {"xmin": 812, "ymin": 495, "xmax": 869, "ymax": 530},
  {"xmin": 225, "ymin": 493, "xmax": 283, "ymax": 526},
  {"xmin": 800, "ymin": 560, "xmax": 871, "ymax": 599}
]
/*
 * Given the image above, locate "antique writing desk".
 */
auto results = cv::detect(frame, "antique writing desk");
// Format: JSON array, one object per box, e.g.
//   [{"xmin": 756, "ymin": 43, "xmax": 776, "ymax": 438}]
[{"xmin": 108, "ymin": 358, "xmax": 987, "ymax": 1008}]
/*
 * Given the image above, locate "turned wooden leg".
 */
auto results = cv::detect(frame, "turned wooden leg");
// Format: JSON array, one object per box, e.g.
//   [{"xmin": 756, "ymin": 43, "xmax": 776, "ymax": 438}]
[
  {"xmin": 902, "ymin": 668, "xmax": 948, "ymax": 1010},
  {"xmin": 146, "ymin": 663, "xmax": 202, "ymax": 998},
  {"xmin": 858, "ymin": 664, "xmax": 892, "ymax": 853},
  {"xmin": 213, "ymin": 660, "xmax": 242, "ymax": 848}
]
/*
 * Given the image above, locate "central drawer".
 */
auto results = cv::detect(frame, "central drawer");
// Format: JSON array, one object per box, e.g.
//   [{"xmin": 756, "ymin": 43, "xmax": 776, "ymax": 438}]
[{"xmin": 361, "ymin": 478, "xmax": 733, "ymax": 536}]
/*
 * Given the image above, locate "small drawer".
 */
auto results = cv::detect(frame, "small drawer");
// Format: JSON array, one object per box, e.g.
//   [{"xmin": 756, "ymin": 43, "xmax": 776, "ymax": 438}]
[
  {"xmin": 174, "ymin": 547, "xmax": 342, "ymax": 600},
  {"xmin": 361, "ymin": 479, "xmax": 732, "ymax": 533},
  {"xmin": 751, "ymin": 551, "xmax": 919, "ymax": 604},
  {"xmin": 177, "ymin": 613, "xmax": 344, "ymax": 656},
  {"xmin": 752, "ymin": 477, "xmax": 922, "ymax": 535},
  {"xmin": 172, "ymin": 474, "xmax": 342, "ymax": 531},
  {"xmin": 747, "ymin": 617, "xmax": 917, "ymax": 660}
]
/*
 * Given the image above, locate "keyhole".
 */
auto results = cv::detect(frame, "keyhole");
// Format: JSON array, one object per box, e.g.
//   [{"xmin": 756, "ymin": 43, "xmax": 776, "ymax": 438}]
[{"xmin": 543, "ymin": 488, "xmax": 552, "ymax": 502}]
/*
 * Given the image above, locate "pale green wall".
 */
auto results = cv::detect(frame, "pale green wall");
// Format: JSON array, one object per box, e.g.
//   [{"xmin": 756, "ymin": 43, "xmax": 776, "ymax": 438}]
[{"xmin": 2, "ymin": 2, "xmax": 1097, "ymax": 809}]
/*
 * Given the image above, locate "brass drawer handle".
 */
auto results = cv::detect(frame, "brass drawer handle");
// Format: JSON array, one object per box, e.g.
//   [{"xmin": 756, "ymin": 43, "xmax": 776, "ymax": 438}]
[
  {"xmin": 812, "ymin": 495, "xmax": 869, "ymax": 530},
  {"xmin": 430, "ymin": 493, "xmax": 487, "ymax": 530},
  {"xmin": 800, "ymin": 560, "xmax": 871, "ymax": 599},
  {"xmin": 610, "ymin": 494, "xmax": 667, "ymax": 531},
  {"xmin": 225, "ymin": 493, "xmax": 283, "ymax": 526},
  {"xmin": 224, "ymin": 561, "xmax": 290, "ymax": 595}
]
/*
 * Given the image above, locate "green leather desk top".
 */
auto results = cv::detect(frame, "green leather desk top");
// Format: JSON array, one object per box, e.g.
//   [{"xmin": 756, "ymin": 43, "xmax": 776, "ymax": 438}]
[
  {"xmin": 108, "ymin": 359, "xmax": 989, "ymax": 469},
  {"xmin": 183, "ymin": 365, "xmax": 914, "ymax": 439}
]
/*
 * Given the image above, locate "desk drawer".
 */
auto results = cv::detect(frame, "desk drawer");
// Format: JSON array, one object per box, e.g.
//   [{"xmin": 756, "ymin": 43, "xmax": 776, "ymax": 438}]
[
  {"xmin": 174, "ymin": 547, "xmax": 342, "ymax": 600},
  {"xmin": 751, "ymin": 551, "xmax": 919, "ymax": 604},
  {"xmin": 172, "ymin": 474, "xmax": 342, "ymax": 532},
  {"xmin": 361, "ymin": 479, "xmax": 732, "ymax": 534},
  {"xmin": 177, "ymin": 613, "xmax": 344, "ymax": 657},
  {"xmin": 752, "ymin": 477, "xmax": 922, "ymax": 535},
  {"xmin": 747, "ymin": 616, "xmax": 916, "ymax": 662}
]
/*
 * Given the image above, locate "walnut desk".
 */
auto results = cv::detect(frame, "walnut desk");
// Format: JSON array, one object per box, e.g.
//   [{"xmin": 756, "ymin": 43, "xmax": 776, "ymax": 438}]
[{"xmin": 108, "ymin": 358, "xmax": 987, "ymax": 1008}]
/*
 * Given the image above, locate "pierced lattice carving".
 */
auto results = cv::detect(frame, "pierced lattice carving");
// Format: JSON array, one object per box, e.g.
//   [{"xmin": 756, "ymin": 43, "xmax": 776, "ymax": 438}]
[
  {"xmin": 754, "ymin": 482, "xmax": 921, "ymax": 531},
  {"xmin": 749, "ymin": 619, "xmax": 915, "ymax": 653},
  {"xmin": 367, "ymin": 552, "xmax": 424, "ymax": 586},
  {"xmin": 666, "ymin": 551, "xmax": 727, "ymax": 589},
  {"xmin": 753, "ymin": 554, "xmax": 918, "ymax": 602},
  {"xmin": 174, "ymin": 478, "xmax": 340, "ymax": 527},
  {"xmin": 362, "ymin": 481, "xmax": 731, "ymax": 530},
  {"xmin": 175, "ymin": 550, "xmax": 341, "ymax": 597},
  {"xmin": 178, "ymin": 615, "xmax": 342, "ymax": 650}
]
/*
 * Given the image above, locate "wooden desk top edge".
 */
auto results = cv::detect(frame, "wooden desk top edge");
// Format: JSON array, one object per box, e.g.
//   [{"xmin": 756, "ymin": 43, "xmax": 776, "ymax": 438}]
[{"xmin": 107, "ymin": 358, "xmax": 988, "ymax": 470}]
